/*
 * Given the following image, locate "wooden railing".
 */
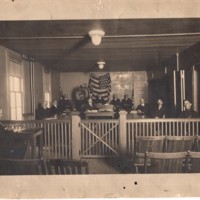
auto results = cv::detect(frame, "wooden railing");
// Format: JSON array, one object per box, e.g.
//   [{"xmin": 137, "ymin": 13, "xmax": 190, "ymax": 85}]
[
  {"xmin": 1, "ymin": 120, "xmax": 72, "ymax": 159},
  {"xmin": 80, "ymin": 120, "xmax": 119, "ymax": 157},
  {"xmin": 126, "ymin": 118, "xmax": 200, "ymax": 155},
  {"xmin": 1, "ymin": 112, "xmax": 200, "ymax": 159}
]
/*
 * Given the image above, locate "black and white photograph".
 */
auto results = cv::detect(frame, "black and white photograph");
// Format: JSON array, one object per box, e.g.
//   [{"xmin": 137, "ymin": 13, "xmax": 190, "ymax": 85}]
[{"xmin": 0, "ymin": 0, "xmax": 200, "ymax": 198}]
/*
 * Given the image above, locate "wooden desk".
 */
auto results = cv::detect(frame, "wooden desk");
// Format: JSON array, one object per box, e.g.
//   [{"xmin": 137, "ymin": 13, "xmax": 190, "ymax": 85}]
[
  {"xmin": 85, "ymin": 111, "xmax": 115, "ymax": 119},
  {"xmin": 0, "ymin": 128, "xmax": 43, "ymax": 159}
]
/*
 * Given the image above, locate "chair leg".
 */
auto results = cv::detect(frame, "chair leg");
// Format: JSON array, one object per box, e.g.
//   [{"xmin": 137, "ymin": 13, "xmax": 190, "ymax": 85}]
[{"xmin": 135, "ymin": 166, "xmax": 138, "ymax": 174}]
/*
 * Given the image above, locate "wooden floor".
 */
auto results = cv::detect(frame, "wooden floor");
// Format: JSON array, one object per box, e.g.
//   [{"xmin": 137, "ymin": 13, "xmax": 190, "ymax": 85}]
[{"xmin": 83, "ymin": 157, "xmax": 134, "ymax": 174}]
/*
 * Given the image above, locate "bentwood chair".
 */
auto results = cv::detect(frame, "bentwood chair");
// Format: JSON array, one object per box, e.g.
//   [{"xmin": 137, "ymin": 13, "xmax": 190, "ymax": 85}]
[
  {"xmin": 145, "ymin": 152, "xmax": 187, "ymax": 173},
  {"xmin": 0, "ymin": 158, "xmax": 46, "ymax": 175},
  {"xmin": 47, "ymin": 159, "xmax": 89, "ymax": 175},
  {"xmin": 165, "ymin": 136, "xmax": 195, "ymax": 152},
  {"xmin": 134, "ymin": 136, "xmax": 165, "ymax": 173},
  {"xmin": 135, "ymin": 136, "xmax": 165, "ymax": 153}
]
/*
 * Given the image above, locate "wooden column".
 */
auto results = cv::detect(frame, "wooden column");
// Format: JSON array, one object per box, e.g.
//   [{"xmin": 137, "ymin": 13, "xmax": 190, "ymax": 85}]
[
  {"xmin": 192, "ymin": 66, "xmax": 198, "ymax": 112},
  {"xmin": 71, "ymin": 111, "xmax": 81, "ymax": 160},
  {"xmin": 173, "ymin": 70, "xmax": 177, "ymax": 110},
  {"xmin": 119, "ymin": 110, "xmax": 127, "ymax": 154},
  {"xmin": 180, "ymin": 70, "xmax": 185, "ymax": 111}
]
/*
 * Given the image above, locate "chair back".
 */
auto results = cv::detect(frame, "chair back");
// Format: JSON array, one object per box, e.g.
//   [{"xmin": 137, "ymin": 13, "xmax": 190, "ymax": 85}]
[
  {"xmin": 145, "ymin": 152, "xmax": 187, "ymax": 173},
  {"xmin": 194, "ymin": 136, "xmax": 200, "ymax": 152},
  {"xmin": 47, "ymin": 159, "xmax": 89, "ymax": 175},
  {"xmin": 135, "ymin": 136, "xmax": 165, "ymax": 153},
  {"xmin": 0, "ymin": 158, "xmax": 46, "ymax": 175},
  {"xmin": 133, "ymin": 136, "xmax": 165, "ymax": 173},
  {"xmin": 165, "ymin": 136, "xmax": 195, "ymax": 152}
]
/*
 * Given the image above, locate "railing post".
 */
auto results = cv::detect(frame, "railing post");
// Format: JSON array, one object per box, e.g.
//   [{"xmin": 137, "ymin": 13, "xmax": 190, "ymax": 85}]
[
  {"xmin": 71, "ymin": 111, "xmax": 81, "ymax": 160},
  {"xmin": 119, "ymin": 110, "xmax": 127, "ymax": 154}
]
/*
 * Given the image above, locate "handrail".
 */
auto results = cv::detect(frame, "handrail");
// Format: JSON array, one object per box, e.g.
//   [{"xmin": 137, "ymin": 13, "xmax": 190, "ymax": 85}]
[{"xmin": 127, "ymin": 118, "xmax": 200, "ymax": 122}]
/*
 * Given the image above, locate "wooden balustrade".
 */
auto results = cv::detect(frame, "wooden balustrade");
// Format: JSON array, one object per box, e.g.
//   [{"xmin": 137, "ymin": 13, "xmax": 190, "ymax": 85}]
[
  {"xmin": 1, "ymin": 114, "xmax": 200, "ymax": 159},
  {"xmin": 1, "ymin": 120, "xmax": 72, "ymax": 160},
  {"xmin": 126, "ymin": 118, "xmax": 200, "ymax": 155}
]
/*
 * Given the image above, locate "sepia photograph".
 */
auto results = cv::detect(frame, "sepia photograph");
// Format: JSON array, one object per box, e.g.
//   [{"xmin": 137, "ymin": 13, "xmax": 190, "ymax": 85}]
[{"xmin": 0, "ymin": 0, "xmax": 200, "ymax": 198}]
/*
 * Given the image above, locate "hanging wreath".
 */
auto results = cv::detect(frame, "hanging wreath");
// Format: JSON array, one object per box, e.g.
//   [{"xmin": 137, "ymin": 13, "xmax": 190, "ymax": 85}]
[{"xmin": 74, "ymin": 84, "xmax": 89, "ymax": 101}]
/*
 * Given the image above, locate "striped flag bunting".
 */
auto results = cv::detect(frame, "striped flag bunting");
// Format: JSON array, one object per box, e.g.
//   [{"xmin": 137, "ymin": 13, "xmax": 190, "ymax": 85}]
[{"xmin": 88, "ymin": 73, "xmax": 111, "ymax": 102}]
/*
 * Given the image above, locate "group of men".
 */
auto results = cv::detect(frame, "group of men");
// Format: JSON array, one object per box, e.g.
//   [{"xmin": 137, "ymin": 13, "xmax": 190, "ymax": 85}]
[
  {"xmin": 107, "ymin": 94, "xmax": 198, "ymax": 119},
  {"xmin": 36, "ymin": 94, "xmax": 73, "ymax": 120},
  {"xmin": 36, "ymin": 92, "xmax": 199, "ymax": 120}
]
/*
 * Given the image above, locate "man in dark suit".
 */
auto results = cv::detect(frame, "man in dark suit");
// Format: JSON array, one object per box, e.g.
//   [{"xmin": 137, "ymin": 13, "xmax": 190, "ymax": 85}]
[
  {"xmin": 179, "ymin": 99, "xmax": 198, "ymax": 118},
  {"xmin": 152, "ymin": 98, "xmax": 167, "ymax": 118},
  {"xmin": 121, "ymin": 94, "xmax": 133, "ymax": 113},
  {"xmin": 84, "ymin": 98, "xmax": 98, "ymax": 111},
  {"xmin": 58, "ymin": 94, "xmax": 73, "ymax": 113},
  {"xmin": 36, "ymin": 101, "xmax": 51, "ymax": 120},
  {"xmin": 110, "ymin": 94, "xmax": 121, "ymax": 118},
  {"xmin": 136, "ymin": 98, "xmax": 149, "ymax": 117},
  {"xmin": 50, "ymin": 99, "xmax": 59, "ymax": 117}
]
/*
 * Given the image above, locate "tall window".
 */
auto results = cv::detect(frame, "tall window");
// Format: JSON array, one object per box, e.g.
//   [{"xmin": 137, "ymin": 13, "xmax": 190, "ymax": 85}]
[
  {"xmin": 43, "ymin": 68, "xmax": 51, "ymax": 108},
  {"xmin": 9, "ymin": 76, "xmax": 23, "ymax": 120},
  {"xmin": 8, "ymin": 59, "xmax": 24, "ymax": 120},
  {"xmin": 44, "ymin": 91, "xmax": 50, "ymax": 108}
]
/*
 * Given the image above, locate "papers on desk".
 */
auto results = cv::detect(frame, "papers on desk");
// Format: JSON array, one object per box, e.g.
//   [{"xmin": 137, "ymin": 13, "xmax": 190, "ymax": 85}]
[
  {"xmin": 130, "ymin": 110, "xmax": 137, "ymax": 114},
  {"xmin": 45, "ymin": 117, "xmax": 57, "ymax": 120},
  {"xmin": 86, "ymin": 110, "xmax": 98, "ymax": 113}
]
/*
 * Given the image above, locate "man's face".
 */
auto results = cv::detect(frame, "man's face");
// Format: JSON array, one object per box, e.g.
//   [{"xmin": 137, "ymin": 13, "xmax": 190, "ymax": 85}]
[
  {"xmin": 64, "ymin": 94, "xmax": 68, "ymax": 99},
  {"xmin": 140, "ymin": 99, "xmax": 144, "ymax": 104},
  {"xmin": 53, "ymin": 100, "xmax": 57, "ymax": 106},
  {"xmin": 157, "ymin": 99, "xmax": 163, "ymax": 106},
  {"xmin": 124, "ymin": 94, "xmax": 128, "ymax": 99},
  {"xmin": 43, "ymin": 102, "xmax": 47, "ymax": 109},
  {"xmin": 184, "ymin": 100, "xmax": 192, "ymax": 110},
  {"xmin": 88, "ymin": 98, "xmax": 92, "ymax": 104}
]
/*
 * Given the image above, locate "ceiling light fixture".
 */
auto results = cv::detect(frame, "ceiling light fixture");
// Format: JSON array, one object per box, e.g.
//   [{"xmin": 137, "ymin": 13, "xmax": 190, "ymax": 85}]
[
  {"xmin": 88, "ymin": 29, "xmax": 105, "ymax": 46},
  {"xmin": 97, "ymin": 61, "xmax": 105, "ymax": 69}
]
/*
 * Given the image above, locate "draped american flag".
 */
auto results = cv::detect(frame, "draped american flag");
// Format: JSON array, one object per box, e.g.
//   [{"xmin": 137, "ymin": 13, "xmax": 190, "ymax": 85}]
[{"xmin": 88, "ymin": 73, "xmax": 111, "ymax": 102}]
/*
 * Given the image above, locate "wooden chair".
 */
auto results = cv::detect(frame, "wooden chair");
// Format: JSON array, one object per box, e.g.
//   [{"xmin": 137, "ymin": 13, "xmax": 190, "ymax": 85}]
[
  {"xmin": 193, "ymin": 136, "xmax": 200, "ymax": 152},
  {"xmin": 165, "ymin": 136, "xmax": 195, "ymax": 152},
  {"xmin": 47, "ymin": 159, "xmax": 89, "ymax": 175},
  {"xmin": 145, "ymin": 152, "xmax": 187, "ymax": 173},
  {"xmin": 134, "ymin": 136, "xmax": 165, "ymax": 173},
  {"xmin": 135, "ymin": 136, "xmax": 165, "ymax": 153},
  {"xmin": 134, "ymin": 151, "xmax": 150, "ymax": 174},
  {"xmin": 0, "ymin": 158, "xmax": 46, "ymax": 175},
  {"xmin": 186, "ymin": 151, "xmax": 200, "ymax": 173}
]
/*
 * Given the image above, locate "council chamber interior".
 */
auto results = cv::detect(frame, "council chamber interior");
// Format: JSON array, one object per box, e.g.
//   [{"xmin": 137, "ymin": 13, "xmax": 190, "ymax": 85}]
[{"xmin": 0, "ymin": 19, "xmax": 200, "ymax": 175}]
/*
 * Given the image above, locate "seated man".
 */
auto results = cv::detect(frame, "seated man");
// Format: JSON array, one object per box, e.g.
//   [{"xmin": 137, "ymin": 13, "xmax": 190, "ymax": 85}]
[
  {"xmin": 135, "ymin": 98, "xmax": 149, "ymax": 117},
  {"xmin": 152, "ymin": 98, "xmax": 167, "ymax": 118},
  {"xmin": 36, "ymin": 101, "xmax": 51, "ymax": 120},
  {"xmin": 121, "ymin": 94, "xmax": 133, "ymax": 113},
  {"xmin": 58, "ymin": 94, "xmax": 73, "ymax": 113},
  {"xmin": 50, "ymin": 99, "xmax": 59, "ymax": 117},
  {"xmin": 110, "ymin": 94, "xmax": 121, "ymax": 111},
  {"xmin": 84, "ymin": 98, "xmax": 98, "ymax": 111},
  {"xmin": 179, "ymin": 99, "xmax": 198, "ymax": 118},
  {"xmin": 110, "ymin": 94, "xmax": 121, "ymax": 118},
  {"xmin": 94, "ymin": 94, "xmax": 107, "ymax": 105}
]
